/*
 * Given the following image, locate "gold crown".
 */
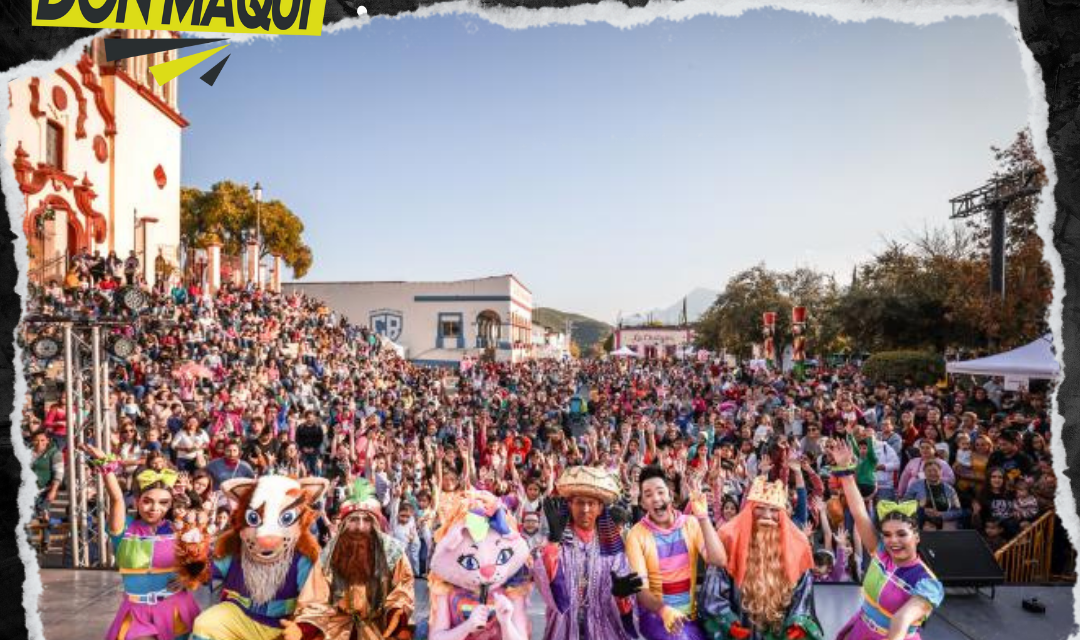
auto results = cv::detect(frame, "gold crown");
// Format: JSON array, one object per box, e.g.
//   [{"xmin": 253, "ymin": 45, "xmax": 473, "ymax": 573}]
[{"xmin": 746, "ymin": 476, "xmax": 788, "ymax": 510}]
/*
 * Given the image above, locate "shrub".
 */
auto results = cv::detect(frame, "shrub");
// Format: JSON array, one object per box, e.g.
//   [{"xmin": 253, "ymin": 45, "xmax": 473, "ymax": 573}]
[{"xmin": 862, "ymin": 351, "xmax": 945, "ymax": 387}]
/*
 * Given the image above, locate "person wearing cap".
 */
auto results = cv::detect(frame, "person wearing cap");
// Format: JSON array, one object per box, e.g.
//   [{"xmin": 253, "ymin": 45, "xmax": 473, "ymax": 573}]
[
  {"xmin": 534, "ymin": 466, "xmax": 643, "ymax": 640},
  {"xmin": 699, "ymin": 475, "xmax": 822, "ymax": 640},
  {"xmin": 284, "ymin": 478, "xmax": 415, "ymax": 640}
]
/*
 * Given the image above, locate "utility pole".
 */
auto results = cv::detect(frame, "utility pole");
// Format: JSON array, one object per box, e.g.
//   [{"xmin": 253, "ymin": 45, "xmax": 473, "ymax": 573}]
[{"xmin": 950, "ymin": 169, "xmax": 1041, "ymax": 299}]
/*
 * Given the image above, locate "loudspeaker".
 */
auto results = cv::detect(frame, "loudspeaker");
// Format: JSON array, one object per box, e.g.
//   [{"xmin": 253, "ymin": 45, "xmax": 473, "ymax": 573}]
[{"xmin": 918, "ymin": 530, "xmax": 1005, "ymax": 587}]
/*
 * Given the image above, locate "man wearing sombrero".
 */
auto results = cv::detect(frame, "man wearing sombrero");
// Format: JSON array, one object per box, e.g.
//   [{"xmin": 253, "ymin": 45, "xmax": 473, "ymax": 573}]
[
  {"xmin": 534, "ymin": 466, "xmax": 644, "ymax": 640},
  {"xmin": 698, "ymin": 475, "xmax": 822, "ymax": 640},
  {"xmin": 284, "ymin": 479, "xmax": 416, "ymax": 640}
]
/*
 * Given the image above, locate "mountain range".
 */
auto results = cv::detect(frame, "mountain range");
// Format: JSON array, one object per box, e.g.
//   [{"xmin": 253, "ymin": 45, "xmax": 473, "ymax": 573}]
[
  {"xmin": 532, "ymin": 308, "xmax": 613, "ymax": 354},
  {"xmin": 620, "ymin": 287, "xmax": 719, "ymax": 326}
]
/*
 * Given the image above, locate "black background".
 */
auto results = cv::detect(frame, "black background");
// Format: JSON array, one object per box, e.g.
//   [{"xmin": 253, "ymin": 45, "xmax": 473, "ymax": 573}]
[{"xmin": 1, "ymin": 1, "xmax": 1079, "ymax": 638}]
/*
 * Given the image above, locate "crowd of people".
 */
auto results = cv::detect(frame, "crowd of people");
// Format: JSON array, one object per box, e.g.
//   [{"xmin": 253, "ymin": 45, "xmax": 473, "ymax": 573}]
[{"xmin": 21, "ymin": 275, "xmax": 1069, "ymax": 640}]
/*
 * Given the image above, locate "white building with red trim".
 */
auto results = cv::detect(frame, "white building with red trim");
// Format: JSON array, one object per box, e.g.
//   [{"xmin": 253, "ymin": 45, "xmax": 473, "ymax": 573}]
[
  {"xmin": 6, "ymin": 30, "xmax": 185, "ymax": 288},
  {"xmin": 283, "ymin": 275, "xmax": 537, "ymax": 365},
  {"xmin": 614, "ymin": 325, "xmax": 695, "ymax": 359}
]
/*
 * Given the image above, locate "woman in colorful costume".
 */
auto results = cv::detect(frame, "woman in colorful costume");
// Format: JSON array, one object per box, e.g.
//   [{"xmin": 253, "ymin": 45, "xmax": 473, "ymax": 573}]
[
  {"xmin": 698, "ymin": 475, "xmax": 821, "ymax": 640},
  {"xmin": 829, "ymin": 440, "xmax": 944, "ymax": 640},
  {"xmin": 533, "ymin": 466, "xmax": 643, "ymax": 640},
  {"xmin": 428, "ymin": 489, "xmax": 533, "ymax": 640},
  {"xmin": 84, "ymin": 444, "xmax": 204, "ymax": 640}
]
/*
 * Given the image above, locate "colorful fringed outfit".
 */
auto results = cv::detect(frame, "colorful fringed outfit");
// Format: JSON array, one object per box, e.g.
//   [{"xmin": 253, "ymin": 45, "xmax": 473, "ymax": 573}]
[
  {"xmin": 533, "ymin": 523, "xmax": 637, "ymax": 640},
  {"xmin": 105, "ymin": 517, "xmax": 202, "ymax": 640},
  {"xmin": 625, "ymin": 513, "xmax": 707, "ymax": 640},
  {"xmin": 191, "ymin": 552, "xmax": 315, "ymax": 640},
  {"xmin": 835, "ymin": 543, "xmax": 943, "ymax": 640}
]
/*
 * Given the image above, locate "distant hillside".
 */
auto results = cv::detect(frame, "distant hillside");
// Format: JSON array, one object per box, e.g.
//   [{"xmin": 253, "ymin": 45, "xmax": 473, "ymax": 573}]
[
  {"xmin": 533, "ymin": 308, "xmax": 613, "ymax": 354},
  {"xmin": 623, "ymin": 287, "xmax": 718, "ymax": 326}
]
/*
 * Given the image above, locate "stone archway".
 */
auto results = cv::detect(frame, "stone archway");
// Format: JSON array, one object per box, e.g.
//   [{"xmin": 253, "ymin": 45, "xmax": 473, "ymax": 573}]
[{"xmin": 476, "ymin": 310, "xmax": 502, "ymax": 350}]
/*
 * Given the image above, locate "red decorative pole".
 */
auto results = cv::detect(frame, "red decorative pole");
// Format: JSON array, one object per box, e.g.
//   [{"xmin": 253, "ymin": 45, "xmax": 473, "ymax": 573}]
[
  {"xmin": 792, "ymin": 306, "xmax": 807, "ymax": 379},
  {"xmin": 763, "ymin": 311, "xmax": 777, "ymax": 369}
]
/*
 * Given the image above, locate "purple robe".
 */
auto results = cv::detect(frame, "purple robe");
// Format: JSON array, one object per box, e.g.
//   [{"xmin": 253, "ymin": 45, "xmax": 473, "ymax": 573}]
[{"xmin": 532, "ymin": 533, "xmax": 637, "ymax": 640}]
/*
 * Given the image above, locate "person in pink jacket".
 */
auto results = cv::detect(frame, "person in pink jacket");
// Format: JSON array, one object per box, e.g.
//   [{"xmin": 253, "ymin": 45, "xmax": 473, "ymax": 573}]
[{"xmin": 897, "ymin": 441, "xmax": 955, "ymax": 497}]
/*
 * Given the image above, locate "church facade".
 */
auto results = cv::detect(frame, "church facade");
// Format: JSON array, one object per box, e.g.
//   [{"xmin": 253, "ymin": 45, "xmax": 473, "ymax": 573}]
[{"xmin": 5, "ymin": 30, "xmax": 186, "ymax": 288}]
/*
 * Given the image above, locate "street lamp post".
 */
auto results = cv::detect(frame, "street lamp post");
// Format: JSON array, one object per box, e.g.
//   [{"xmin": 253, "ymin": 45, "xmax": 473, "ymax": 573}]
[{"xmin": 253, "ymin": 181, "xmax": 263, "ymax": 287}]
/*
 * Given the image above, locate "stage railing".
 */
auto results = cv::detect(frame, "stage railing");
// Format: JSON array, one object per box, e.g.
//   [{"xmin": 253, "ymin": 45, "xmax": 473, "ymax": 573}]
[{"xmin": 994, "ymin": 509, "xmax": 1055, "ymax": 583}]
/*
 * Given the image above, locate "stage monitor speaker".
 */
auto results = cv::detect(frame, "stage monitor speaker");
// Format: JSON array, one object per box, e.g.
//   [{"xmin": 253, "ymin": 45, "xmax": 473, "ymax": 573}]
[{"xmin": 918, "ymin": 530, "xmax": 1005, "ymax": 587}]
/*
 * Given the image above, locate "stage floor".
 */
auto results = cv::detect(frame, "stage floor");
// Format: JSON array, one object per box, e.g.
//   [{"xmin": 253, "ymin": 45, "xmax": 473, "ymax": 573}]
[{"xmin": 33, "ymin": 569, "xmax": 1079, "ymax": 640}]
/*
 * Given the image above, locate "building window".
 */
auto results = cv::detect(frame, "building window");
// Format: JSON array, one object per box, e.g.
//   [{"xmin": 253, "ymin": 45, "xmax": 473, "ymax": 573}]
[
  {"xmin": 441, "ymin": 318, "xmax": 461, "ymax": 339},
  {"xmin": 45, "ymin": 121, "xmax": 63, "ymax": 169}
]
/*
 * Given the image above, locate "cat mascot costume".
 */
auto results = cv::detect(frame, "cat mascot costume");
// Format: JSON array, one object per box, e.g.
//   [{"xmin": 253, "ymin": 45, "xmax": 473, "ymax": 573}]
[
  {"xmin": 428, "ymin": 490, "xmax": 533, "ymax": 640},
  {"xmin": 190, "ymin": 475, "xmax": 329, "ymax": 640}
]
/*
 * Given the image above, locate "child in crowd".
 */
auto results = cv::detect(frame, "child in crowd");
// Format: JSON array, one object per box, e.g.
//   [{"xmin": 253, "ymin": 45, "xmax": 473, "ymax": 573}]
[{"xmin": 1013, "ymin": 479, "xmax": 1040, "ymax": 529}]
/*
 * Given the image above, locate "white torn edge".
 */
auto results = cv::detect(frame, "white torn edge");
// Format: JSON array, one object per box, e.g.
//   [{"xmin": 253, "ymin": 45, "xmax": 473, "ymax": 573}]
[
  {"xmin": 1, "ymin": 1, "xmax": 1076, "ymax": 639},
  {"xmin": 1014, "ymin": 10, "xmax": 1080, "ymax": 640}
]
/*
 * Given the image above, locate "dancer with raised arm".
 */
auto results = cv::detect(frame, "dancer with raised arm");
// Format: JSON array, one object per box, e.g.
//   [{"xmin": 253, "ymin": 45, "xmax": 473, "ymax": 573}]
[
  {"xmin": 84, "ymin": 444, "xmax": 205, "ymax": 640},
  {"xmin": 829, "ymin": 440, "xmax": 944, "ymax": 640}
]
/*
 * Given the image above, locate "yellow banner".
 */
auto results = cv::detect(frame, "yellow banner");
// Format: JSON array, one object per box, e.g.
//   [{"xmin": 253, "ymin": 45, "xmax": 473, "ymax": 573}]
[{"xmin": 31, "ymin": 0, "xmax": 325, "ymax": 36}]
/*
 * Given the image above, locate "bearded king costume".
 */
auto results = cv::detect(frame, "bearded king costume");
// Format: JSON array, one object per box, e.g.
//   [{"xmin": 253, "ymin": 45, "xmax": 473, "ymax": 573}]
[
  {"xmin": 284, "ymin": 479, "xmax": 416, "ymax": 640},
  {"xmin": 698, "ymin": 477, "xmax": 822, "ymax": 640},
  {"xmin": 533, "ymin": 466, "xmax": 640, "ymax": 640}
]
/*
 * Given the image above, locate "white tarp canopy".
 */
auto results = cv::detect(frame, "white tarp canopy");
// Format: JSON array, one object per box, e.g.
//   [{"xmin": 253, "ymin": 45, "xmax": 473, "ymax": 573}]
[
  {"xmin": 946, "ymin": 335, "xmax": 1059, "ymax": 381},
  {"xmin": 611, "ymin": 346, "xmax": 641, "ymax": 358},
  {"xmin": 378, "ymin": 335, "xmax": 406, "ymax": 359}
]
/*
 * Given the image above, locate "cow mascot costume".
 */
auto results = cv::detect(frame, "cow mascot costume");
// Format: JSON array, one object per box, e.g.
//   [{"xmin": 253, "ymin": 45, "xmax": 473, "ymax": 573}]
[
  {"xmin": 428, "ymin": 490, "xmax": 533, "ymax": 640},
  {"xmin": 191, "ymin": 475, "xmax": 329, "ymax": 640}
]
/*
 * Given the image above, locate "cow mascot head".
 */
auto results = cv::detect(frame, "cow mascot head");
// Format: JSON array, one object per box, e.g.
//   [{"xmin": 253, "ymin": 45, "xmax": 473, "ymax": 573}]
[{"xmin": 190, "ymin": 475, "xmax": 328, "ymax": 640}]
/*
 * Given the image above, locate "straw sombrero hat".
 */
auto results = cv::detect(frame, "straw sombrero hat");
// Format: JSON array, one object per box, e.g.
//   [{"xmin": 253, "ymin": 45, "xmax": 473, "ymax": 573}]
[{"xmin": 556, "ymin": 466, "xmax": 622, "ymax": 505}]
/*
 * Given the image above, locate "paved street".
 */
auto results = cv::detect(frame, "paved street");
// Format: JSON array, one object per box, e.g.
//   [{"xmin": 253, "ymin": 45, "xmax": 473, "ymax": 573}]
[{"xmin": 35, "ymin": 569, "xmax": 1077, "ymax": 640}]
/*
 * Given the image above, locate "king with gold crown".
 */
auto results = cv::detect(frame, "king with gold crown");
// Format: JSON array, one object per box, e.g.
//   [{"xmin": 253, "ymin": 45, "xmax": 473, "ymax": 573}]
[{"xmin": 697, "ymin": 476, "xmax": 823, "ymax": 640}]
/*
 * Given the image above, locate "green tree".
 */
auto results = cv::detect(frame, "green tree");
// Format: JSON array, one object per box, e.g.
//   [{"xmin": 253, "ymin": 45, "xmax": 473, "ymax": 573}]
[
  {"xmin": 959, "ymin": 129, "xmax": 1052, "ymax": 349},
  {"xmin": 695, "ymin": 264, "xmax": 838, "ymax": 358},
  {"xmin": 180, "ymin": 181, "xmax": 314, "ymax": 278}
]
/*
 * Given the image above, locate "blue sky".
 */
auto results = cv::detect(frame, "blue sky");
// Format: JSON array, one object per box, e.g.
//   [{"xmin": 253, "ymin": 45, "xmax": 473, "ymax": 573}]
[{"xmin": 178, "ymin": 9, "xmax": 1030, "ymax": 324}]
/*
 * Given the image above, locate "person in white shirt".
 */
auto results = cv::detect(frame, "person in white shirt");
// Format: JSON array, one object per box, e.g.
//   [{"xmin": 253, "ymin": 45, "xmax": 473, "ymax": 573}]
[
  {"xmin": 172, "ymin": 416, "xmax": 210, "ymax": 472},
  {"xmin": 872, "ymin": 436, "xmax": 901, "ymax": 501}
]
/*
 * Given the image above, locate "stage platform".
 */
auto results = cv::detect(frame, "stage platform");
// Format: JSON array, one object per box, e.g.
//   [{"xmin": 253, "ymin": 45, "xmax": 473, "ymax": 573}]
[{"xmin": 34, "ymin": 569, "xmax": 1079, "ymax": 640}]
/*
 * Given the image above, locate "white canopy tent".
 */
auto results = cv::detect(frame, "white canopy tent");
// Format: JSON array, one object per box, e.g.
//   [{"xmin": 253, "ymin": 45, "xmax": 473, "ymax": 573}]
[
  {"xmin": 946, "ymin": 335, "xmax": 1059, "ymax": 384},
  {"xmin": 378, "ymin": 335, "xmax": 407, "ymax": 359},
  {"xmin": 611, "ymin": 346, "xmax": 641, "ymax": 358}
]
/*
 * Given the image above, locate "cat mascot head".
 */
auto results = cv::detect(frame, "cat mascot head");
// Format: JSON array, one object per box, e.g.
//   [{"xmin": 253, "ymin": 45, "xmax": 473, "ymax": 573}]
[{"xmin": 430, "ymin": 489, "xmax": 531, "ymax": 596}]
